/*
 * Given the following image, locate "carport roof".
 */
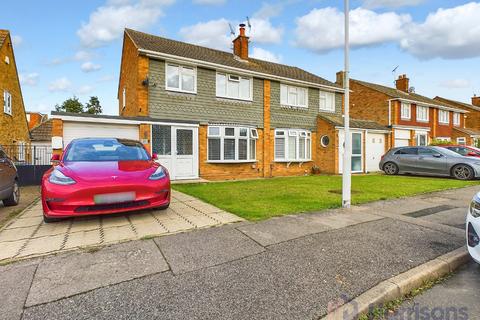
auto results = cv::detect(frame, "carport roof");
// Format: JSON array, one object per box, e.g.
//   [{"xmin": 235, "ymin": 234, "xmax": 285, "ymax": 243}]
[
  {"xmin": 50, "ymin": 111, "xmax": 200, "ymax": 125},
  {"xmin": 318, "ymin": 114, "xmax": 389, "ymax": 131},
  {"xmin": 30, "ymin": 120, "xmax": 52, "ymax": 141},
  {"xmin": 453, "ymin": 127, "xmax": 480, "ymax": 137}
]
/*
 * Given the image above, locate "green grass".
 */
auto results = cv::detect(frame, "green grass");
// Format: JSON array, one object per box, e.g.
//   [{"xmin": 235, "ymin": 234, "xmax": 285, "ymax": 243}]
[{"xmin": 172, "ymin": 174, "xmax": 479, "ymax": 221}]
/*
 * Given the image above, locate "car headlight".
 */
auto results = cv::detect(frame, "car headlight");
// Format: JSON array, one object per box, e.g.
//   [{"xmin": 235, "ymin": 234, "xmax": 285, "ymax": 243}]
[
  {"xmin": 470, "ymin": 194, "xmax": 480, "ymax": 218},
  {"xmin": 49, "ymin": 169, "xmax": 76, "ymax": 185},
  {"xmin": 149, "ymin": 166, "xmax": 166, "ymax": 180}
]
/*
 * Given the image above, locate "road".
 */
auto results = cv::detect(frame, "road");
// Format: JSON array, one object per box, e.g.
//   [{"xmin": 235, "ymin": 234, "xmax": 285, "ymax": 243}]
[{"xmin": 388, "ymin": 262, "xmax": 480, "ymax": 320}]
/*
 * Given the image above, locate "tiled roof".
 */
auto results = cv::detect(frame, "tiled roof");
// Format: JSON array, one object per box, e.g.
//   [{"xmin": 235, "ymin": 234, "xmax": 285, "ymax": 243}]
[
  {"xmin": 352, "ymin": 79, "xmax": 466, "ymax": 112},
  {"xmin": 125, "ymin": 28, "xmax": 341, "ymax": 89},
  {"xmin": 0, "ymin": 30, "xmax": 9, "ymax": 48},
  {"xmin": 318, "ymin": 114, "xmax": 389, "ymax": 131},
  {"xmin": 30, "ymin": 120, "xmax": 52, "ymax": 141},
  {"xmin": 453, "ymin": 127, "xmax": 480, "ymax": 137},
  {"xmin": 434, "ymin": 96, "xmax": 480, "ymax": 112}
]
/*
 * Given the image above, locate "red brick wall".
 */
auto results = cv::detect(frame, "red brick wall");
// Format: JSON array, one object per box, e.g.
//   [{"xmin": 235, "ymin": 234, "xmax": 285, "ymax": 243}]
[{"xmin": 349, "ymin": 81, "xmax": 391, "ymax": 126}]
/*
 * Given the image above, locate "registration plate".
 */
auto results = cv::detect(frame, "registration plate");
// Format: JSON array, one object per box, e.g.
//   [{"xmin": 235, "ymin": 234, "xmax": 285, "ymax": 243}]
[{"xmin": 94, "ymin": 192, "xmax": 136, "ymax": 204}]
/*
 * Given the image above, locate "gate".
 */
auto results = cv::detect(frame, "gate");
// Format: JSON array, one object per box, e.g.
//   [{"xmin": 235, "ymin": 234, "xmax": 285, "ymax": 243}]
[{"xmin": 2, "ymin": 144, "xmax": 53, "ymax": 186}]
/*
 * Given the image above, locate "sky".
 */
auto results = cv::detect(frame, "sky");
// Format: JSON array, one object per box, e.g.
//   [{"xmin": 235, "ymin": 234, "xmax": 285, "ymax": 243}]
[{"xmin": 2, "ymin": 0, "xmax": 480, "ymax": 115}]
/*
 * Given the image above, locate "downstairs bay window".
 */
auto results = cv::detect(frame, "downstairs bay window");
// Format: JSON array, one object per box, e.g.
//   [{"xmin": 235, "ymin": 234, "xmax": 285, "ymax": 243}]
[
  {"xmin": 207, "ymin": 126, "xmax": 258, "ymax": 162},
  {"xmin": 274, "ymin": 129, "xmax": 312, "ymax": 162}
]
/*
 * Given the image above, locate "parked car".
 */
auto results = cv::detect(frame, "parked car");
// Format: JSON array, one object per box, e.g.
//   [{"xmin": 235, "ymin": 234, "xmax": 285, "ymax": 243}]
[
  {"xmin": 441, "ymin": 145, "xmax": 480, "ymax": 158},
  {"xmin": 0, "ymin": 146, "xmax": 20, "ymax": 206},
  {"xmin": 380, "ymin": 146, "xmax": 480, "ymax": 180},
  {"xmin": 467, "ymin": 192, "xmax": 480, "ymax": 264},
  {"xmin": 41, "ymin": 138, "xmax": 170, "ymax": 223}
]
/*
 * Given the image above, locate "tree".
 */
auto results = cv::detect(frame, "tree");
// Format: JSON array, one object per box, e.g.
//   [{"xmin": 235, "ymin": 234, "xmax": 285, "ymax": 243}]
[
  {"xmin": 85, "ymin": 96, "xmax": 102, "ymax": 114},
  {"xmin": 55, "ymin": 96, "xmax": 84, "ymax": 113}
]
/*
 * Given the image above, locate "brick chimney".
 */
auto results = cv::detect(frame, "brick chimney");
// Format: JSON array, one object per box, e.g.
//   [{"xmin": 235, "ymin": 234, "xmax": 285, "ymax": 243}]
[
  {"xmin": 395, "ymin": 74, "xmax": 410, "ymax": 93},
  {"xmin": 233, "ymin": 24, "xmax": 249, "ymax": 60},
  {"xmin": 472, "ymin": 94, "xmax": 480, "ymax": 107},
  {"xmin": 28, "ymin": 112, "xmax": 43, "ymax": 129},
  {"xmin": 336, "ymin": 71, "xmax": 345, "ymax": 87}
]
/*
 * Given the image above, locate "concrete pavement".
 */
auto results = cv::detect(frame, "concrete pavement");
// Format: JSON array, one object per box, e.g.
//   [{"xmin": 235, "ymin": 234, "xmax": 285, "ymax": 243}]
[{"xmin": 1, "ymin": 185, "xmax": 477, "ymax": 320}]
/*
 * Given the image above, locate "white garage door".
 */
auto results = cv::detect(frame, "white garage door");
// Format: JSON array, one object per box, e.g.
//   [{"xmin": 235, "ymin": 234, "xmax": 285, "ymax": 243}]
[
  {"xmin": 63, "ymin": 122, "xmax": 139, "ymax": 148},
  {"xmin": 366, "ymin": 133, "xmax": 385, "ymax": 172}
]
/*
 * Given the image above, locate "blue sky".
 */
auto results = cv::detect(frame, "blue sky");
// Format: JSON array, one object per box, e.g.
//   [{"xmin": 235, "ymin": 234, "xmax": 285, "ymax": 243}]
[{"xmin": 3, "ymin": 0, "xmax": 480, "ymax": 115}]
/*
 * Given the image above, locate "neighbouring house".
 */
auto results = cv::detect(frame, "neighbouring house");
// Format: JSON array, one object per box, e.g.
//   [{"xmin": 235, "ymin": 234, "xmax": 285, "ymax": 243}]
[
  {"xmin": 50, "ymin": 26, "xmax": 389, "ymax": 179},
  {"xmin": 0, "ymin": 29, "xmax": 30, "ymax": 154},
  {"xmin": 338, "ymin": 73, "xmax": 469, "ymax": 148},
  {"xmin": 433, "ymin": 96, "xmax": 480, "ymax": 146},
  {"xmin": 30, "ymin": 118, "xmax": 53, "ymax": 164},
  {"xmin": 26, "ymin": 111, "xmax": 48, "ymax": 130}
]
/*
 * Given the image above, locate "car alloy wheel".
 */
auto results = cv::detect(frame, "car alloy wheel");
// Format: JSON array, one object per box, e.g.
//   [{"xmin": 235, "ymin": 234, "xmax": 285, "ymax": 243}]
[
  {"xmin": 383, "ymin": 162, "xmax": 398, "ymax": 175},
  {"xmin": 453, "ymin": 165, "xmax": 473, "ymax": 180}
]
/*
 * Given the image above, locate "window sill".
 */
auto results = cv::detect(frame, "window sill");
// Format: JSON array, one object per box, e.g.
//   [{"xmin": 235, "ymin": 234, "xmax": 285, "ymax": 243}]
[
  {"xmin": 319, "ymin": 109, "xmax": 336, "ymax": 113},
  {"xmin": 274, "ymin": 159, "xmax": 312, "ymax": 163},
  {"xmin": 216, "ymin": 97, "xmax": 252, "ymax": 103},
  {"xmin": 438, "ymin": 122, "xmax": 450, "ymax": 126},
  {"xmin": 166, "ymin": 88, "xmax": 197, "ymax": 95},
  {"xmin": 280, "ymin": 105, "xmax": 308, "ymax": 110},
  {"xmin": 416, "ymin": 119, "xmax": 429, "ymax": 123},
  {"xmin": 400, "ymin": 117, "xmax": 411, "ymax": 121},
  {"xmin": 207, "ymin": 160, "xmax": 257, "ymax": 164}
]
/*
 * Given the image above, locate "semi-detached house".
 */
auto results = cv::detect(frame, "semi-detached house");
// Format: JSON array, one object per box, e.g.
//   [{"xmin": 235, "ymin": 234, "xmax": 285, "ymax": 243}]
[
  {"xmin": 338, "ymin": 73, "xmax": 470, "ymax": 148},
  {"xmin": 51, "ymin": 26, "xmax": 390, "ymax": 180}
]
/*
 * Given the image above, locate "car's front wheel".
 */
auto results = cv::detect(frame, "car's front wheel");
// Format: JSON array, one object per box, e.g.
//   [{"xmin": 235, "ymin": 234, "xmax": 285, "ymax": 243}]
[
  {"xmin": 452, "ymin": 164, "xmax": 474, "ymax": 180},
  {"xmin": 3, "ymin": 181, "xmax": 20, "ymax": 206},
  {"xmin": 383, "ymin": 162, "xmax": 399, "ymax": 175}
]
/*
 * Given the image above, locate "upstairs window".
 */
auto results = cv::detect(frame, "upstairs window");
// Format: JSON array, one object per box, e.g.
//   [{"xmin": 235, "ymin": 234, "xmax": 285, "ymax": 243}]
[
  {"xmin": 216, "ymin": 73, "xmax": 252, "ymax": 101},
  {"xmin": 319, "ymin": 91, "xmax": 335, "ymax": 112},
  {"xmin": 416, "ymin": 106, "xmax": 429, "ymax": 122},
  {"xmin": 453, "ymin": 112, "xmax": 461, "ymax": 126},
  {"xmin": 3, "ymin": 91, "xmax": 12, "ymax": 115},
  {"xmin": 438, "ymin": 110, "xmax": 450, "ymax": 124},
  {"xmin": 280, "ymin": 84, "xmax": 308, "ymax": 108},
  {"xmin": 401, "ymin": 102, "xmax": 411, "ymax": 120},
  {"xmin": 207, "ymin": 126, "xmax": 258, "ymax": 162},
  {"xmin": 166, "ymin": 63, "xmax": 196, "ymax": 93},
  {"xmin": 274, "ymin": 129, "xmax": 312, "ymax": 162}
]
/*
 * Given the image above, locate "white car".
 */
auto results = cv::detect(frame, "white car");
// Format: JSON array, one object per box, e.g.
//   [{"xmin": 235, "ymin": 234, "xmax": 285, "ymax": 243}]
[{"xmin": 467, "ymin": 192, "xmax": 480, "ymax": 263}]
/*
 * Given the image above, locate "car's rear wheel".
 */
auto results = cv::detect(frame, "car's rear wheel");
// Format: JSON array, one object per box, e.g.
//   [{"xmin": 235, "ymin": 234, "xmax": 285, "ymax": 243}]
[
  {"xmin": 383, "ymin": 162, "xmax": 399, "ymax": 175},
  {"xmin": 3, "ymin": 181, "xmax": 20, "ymax": 206},
  {"xmin": 452, "ymin": 164, "xmax": 474, "ymax": 180}
]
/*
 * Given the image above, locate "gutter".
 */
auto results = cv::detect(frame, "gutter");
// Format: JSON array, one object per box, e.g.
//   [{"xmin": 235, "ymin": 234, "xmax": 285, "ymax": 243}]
[
  {"xmin": 139, "ymin": 49, "xmax": 345, "ymax": 93},
  {"xmin": 388, "ymin": 98, "xmax": 468, "ymax": 113}
]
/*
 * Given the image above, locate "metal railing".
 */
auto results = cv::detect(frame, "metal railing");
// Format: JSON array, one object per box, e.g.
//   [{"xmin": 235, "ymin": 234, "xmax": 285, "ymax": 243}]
[{"xmin": 1, "ymin": 144, "xmax": 53, "ymax": 166}]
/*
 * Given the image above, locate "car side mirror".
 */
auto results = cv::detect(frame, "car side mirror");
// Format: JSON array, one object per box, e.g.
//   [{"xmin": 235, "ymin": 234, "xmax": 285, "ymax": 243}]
[
  {"xmin": 152, "ymin": 153, "xmax": 158, "ymax": 160},
  {"xmin": 433, "ymin": 153, "xmax": 443, "ymax": 158},
  {"xmin": 51, "ymin": 154, "xmax": 60, "ymax": 163}
]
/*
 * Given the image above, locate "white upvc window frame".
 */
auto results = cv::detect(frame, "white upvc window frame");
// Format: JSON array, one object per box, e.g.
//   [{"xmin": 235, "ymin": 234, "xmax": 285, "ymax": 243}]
[
  {"xmin": 274, "ymin": 128, "xmax": 312, "ymax": 162},
  {"xmin": 416, "ymin": 105, "xmax": 429, "ymax": 122},
  {"xmin": 165, "ymin": 63, "xmax": 197, "ymax": 94},
  {"xmin": 122, "ymin": 87, "xmax": 126, "ymax": 109},
  {"xmin": 401, "ymin": 102, "xmax": 411, "ymax": 120},
  {"xmin": 457, "ymin": 137, "xmax": 466, "ymax": 145},
  {"xmin": 280, "ymin": 84, "xmax": 308, "ymax": 108},
  {"xmin": 438, "ymin": 110, "xmax": 450, "ymax": 125},
  {"xmin": 215, "ymin": 72, "xmax": 253, "ymax": 101},
  {"xmin": 3, "ymin": 90, "xmax": 12, "ymax": 115},
  {"xmin": 453, "ymin": 112, "xmax": 461, "ymax": 127},
  {"xmin": 207, "ymin": 125, "xmax": 258, "ymax": 163},
  {"xmin": 319, "ymin": 91, "xmax": 336, "ymax": 112}
]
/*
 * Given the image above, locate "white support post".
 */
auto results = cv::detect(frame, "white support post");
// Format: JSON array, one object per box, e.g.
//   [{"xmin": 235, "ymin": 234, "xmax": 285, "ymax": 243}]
[{"xmin": 342, "ymin": 0, "xmax": 352, "ymax": 208}]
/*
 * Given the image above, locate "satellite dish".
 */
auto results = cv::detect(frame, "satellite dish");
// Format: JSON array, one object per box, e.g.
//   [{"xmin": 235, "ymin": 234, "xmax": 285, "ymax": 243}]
[{"xmin": 408, "ymin": 86, "xmax": 416, "ymax": 93}]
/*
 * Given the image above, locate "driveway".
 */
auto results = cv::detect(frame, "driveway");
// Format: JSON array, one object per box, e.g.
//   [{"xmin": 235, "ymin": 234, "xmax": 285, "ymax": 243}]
[
  {"xmin": 0, "ymin": 186, "xmax": 40, "ymax": 228},
  {"xmin": 0, "ymin": 190, "xmax": 242, "ymax": 261},
  {"xmin": 1, "ymin": 186, "xmax": 476, "ymax": 320}
]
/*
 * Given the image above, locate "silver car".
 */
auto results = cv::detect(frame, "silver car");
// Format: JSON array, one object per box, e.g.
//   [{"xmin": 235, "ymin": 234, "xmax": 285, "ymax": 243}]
[{"xmin": 379, "ymin": 146, "xmax": 480, "ymax": 180}]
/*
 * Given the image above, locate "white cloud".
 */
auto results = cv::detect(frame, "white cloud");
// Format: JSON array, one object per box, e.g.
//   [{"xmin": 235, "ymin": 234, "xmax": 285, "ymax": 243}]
[
  {"xmin": 74, "ymin": 50, "xmax": 95, "ymax": 61},
  {"xmin": 252, "ymin": 2, "xmax": 284, "ymax": 20},
  {"xmin": 295, "ymin": 7, "xmax": 411, "ymax": 53},
  {"xmin": 179, "ymin": 18, "xmax": 232, "ymax": 51},
  {"xmin": 76, "ymin": 85, "xmax": 94, "ymax": 95},
  {"xmin": 77, "ymin": 0, "xmax": 174, "ymax": 47},
  {"xmin": 97, "ymin": 74, "xmax": 116, "ymax": 82},
  {"xmin": 439, "ymin": 79, "xmax": 471, "ymax": 89},
  {"xmin": 19, "ymin": 73, "xmax": 39, "ymax": 86},
  {"xmin": 363, "ymin": 0, "xmax": 425, "ymax": 9},
  {"xmin": 247, "ymin": 18, "xmax": 283, "ymax": 44},
  {"xmin": 48, "ymin": 77, "xmax": 72, "ymax": 92},
  {"xmin": 193, "ymin": 0, "xmax": 225, "ymax": 5},
  {"xmin": 81, "ymin": 61, "xmax": 102, "ymax": 72},
  {"xmin": 401, "ymin": 2, "xmax": 480, "ymax": 60},
  {"xmin": 12, "ymin": 35, "xmax": 23, "ymax": 47},
  {"xmin": 251, "ymin": 47, "xmax": 281, "ymax": 63}
]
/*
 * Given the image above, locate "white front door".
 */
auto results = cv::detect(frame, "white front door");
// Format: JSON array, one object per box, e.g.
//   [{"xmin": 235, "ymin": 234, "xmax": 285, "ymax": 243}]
[
  {"xmin": 152, "ymin": 125, "xmax": 198, "ymax": 180},
  {"xmin": 366, "ymin": 133, "xmax": 385, "ymax": 172},
  {"xmin": 338, "ymin": 130, "xmax": 364, "ymax": 174}
]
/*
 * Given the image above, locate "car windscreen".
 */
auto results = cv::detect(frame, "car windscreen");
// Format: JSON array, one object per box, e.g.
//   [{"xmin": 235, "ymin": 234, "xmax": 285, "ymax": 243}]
[{"xmin": 64, "ymin": 139, "xmax": 150, "ymax": 162}]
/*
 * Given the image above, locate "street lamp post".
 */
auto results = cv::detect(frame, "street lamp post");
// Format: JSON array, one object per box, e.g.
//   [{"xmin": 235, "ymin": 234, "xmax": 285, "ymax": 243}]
[{"xmin": 342, "ymin": 0, "xmax": 352, "ymax": 208}]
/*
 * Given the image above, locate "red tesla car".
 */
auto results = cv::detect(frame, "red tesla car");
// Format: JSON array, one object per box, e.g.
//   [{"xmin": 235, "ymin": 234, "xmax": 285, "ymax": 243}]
[
  {"xmin": 441, "ymin": 145, "xmax": 480, "ymax": 158},
  {"xmin": 41, "ymin": 138, "xmax": 170, "ymax": 223}
]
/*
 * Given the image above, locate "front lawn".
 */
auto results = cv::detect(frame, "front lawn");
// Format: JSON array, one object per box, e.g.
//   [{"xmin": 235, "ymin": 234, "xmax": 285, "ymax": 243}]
[{"xmin": 173, "ymin": 175, "xmax": 479, "ymax": 221}]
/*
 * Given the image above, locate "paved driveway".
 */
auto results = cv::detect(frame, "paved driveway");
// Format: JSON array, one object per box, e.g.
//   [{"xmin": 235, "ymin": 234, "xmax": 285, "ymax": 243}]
[
  {"xmin": 0, "ymin": 186, "xmax": 40, "ymax": 227},
  {"xmin": 0, "ymin": 190, "xmax": 242, "ymax": 261}
]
